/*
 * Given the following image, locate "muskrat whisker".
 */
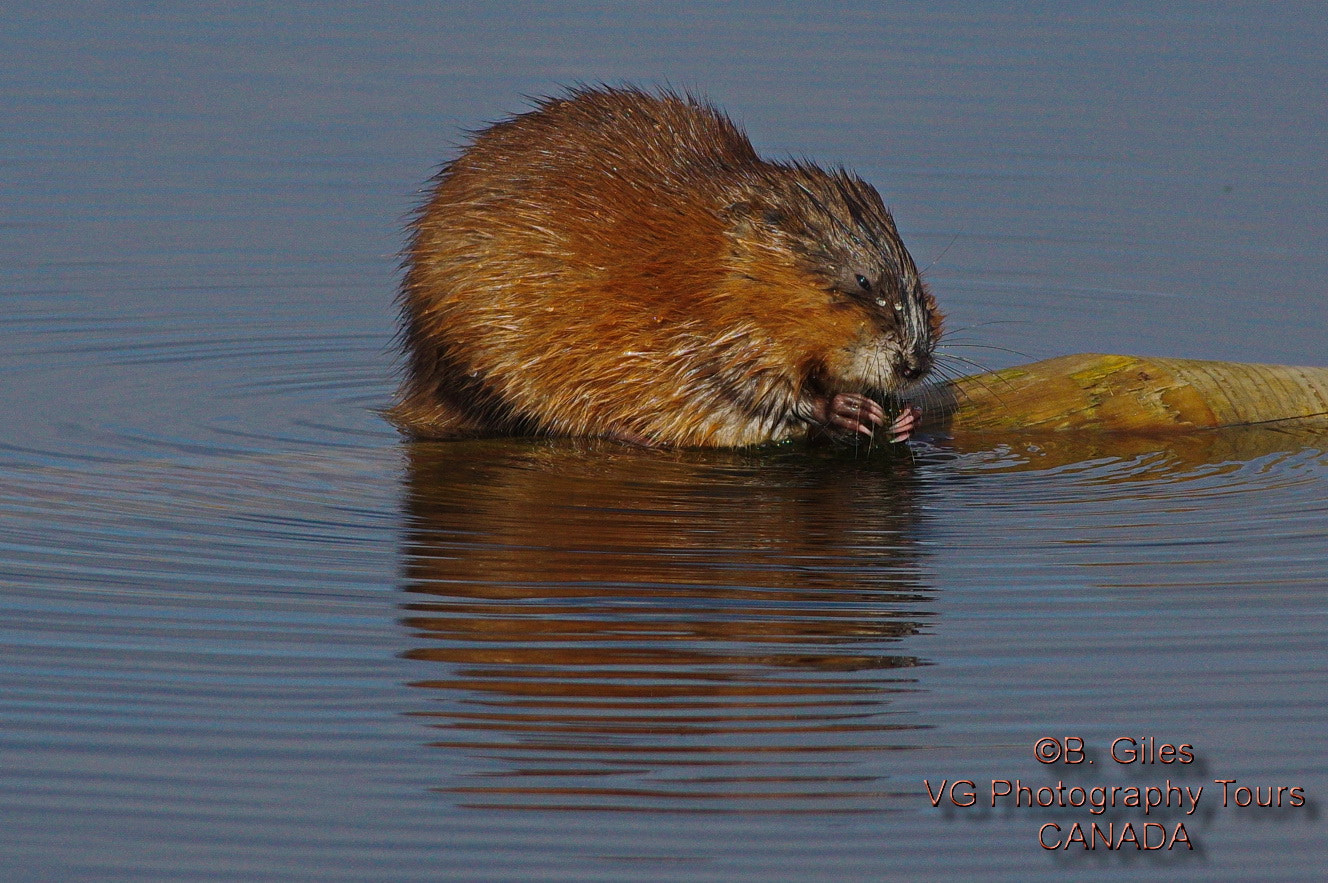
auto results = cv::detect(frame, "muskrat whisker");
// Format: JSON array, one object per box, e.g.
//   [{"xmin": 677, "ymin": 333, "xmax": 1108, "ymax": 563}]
[
  {"xmin": 928, "ymin": 359, "xmax": 980, "ymax": 391},
  {"xmin": 937, "ymin": 341, "xmax": 1032, "ymax": 359},
  {"xmin": 920, "ymin": 232, "xmax": 960, "ymax": 275},
  {"xmin": 934, "ymin": 352, "xmax": 998, "ymax": 377},
  {"xmin": 901, "ymin": 381, "xmax": 943, "ymax": 414},
  {"xmin": 931, "ymin": 359, "xmax": 1015, "ymax": 412},
  {"xmin": 935, "ymin": 359, "xmax": 1020, "ymax": 404},
  {"xmin": 920, "ymin": 364, "xmax": 973, "ymax": 407},
  {"xmin": 941, "ymin": 319, "xmax": 1034, "ymax": 334}
]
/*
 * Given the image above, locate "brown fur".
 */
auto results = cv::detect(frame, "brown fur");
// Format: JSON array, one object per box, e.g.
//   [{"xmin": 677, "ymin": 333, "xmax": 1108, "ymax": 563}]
[{"xmin": 391, "ymin": 85, "xmax": 941, "ymax": 446}]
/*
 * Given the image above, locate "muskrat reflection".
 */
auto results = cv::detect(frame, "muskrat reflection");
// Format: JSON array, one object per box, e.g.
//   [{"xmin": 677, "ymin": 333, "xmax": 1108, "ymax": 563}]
[{"xmin": 397, "ymin": 441, "xmax": 937, "ymax": 813}]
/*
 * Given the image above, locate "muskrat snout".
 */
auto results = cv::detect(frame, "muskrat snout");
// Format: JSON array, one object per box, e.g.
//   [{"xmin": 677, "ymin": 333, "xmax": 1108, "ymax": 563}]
[{"xmin": 898, "ymin": 352, "xmax": 931, "ymax": 382}]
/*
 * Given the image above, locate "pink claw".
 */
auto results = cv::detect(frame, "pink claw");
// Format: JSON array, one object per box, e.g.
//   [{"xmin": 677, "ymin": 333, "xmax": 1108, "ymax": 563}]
[
  {"xmin": 887, "ymin": 404, "xmax": 922, "ymax": 443},
  {"xmin": 808, "ymin": 394, "xmax": 922, "ymax": 443},
  {"xmin": 827, "ymin": 392, "xmax": 886, "ymax": 437}
]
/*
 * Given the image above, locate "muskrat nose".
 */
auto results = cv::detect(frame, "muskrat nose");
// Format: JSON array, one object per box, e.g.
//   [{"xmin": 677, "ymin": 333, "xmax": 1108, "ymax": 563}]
[{"xmin": 899, "ymin": 355, "xmax": 930, "ymax": 382}]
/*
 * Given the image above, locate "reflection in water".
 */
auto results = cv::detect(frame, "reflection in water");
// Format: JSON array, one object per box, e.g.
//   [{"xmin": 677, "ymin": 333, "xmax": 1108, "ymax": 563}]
[
  {"xmin": 940, "ymin": 424, "xmax": 1328, "ymax": 479},
  {"xmin": 397, "ymin": 441, "xmax": 937, "ymax": 813}
]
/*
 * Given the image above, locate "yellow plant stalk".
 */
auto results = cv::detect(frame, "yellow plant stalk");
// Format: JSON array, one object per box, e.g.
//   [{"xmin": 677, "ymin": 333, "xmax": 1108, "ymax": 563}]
[{"xmin": 921, "ymin": 353, "xmax": 1328, "ymax": 433}]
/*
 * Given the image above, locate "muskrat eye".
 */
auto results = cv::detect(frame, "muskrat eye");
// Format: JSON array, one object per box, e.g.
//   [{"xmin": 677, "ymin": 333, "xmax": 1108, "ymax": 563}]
[{"xmin": 855, "ymin": 274, "xmax": 872, "ymax": 292}]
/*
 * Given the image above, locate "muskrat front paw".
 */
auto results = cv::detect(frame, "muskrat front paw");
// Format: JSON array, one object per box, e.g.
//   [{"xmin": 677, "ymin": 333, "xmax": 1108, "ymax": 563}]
[
  {"xmin": 819, "ymin": 393, "xmax": 886, "ymax": 437},
  {"xmin": 887, "ymin": 404, "xmax": 922, "ymax": 443}
]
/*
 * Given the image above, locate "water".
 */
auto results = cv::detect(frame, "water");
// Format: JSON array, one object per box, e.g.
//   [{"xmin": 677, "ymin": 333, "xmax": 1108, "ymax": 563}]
[{"xmin": 3, "ymin": 3, "xmax": 1326, "ymax": 879}]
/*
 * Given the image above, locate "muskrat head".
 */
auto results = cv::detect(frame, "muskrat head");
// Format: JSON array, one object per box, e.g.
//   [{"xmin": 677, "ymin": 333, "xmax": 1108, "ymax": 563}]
[{"xmin": 725, "ymin": 165, "xmax": 942, "ymax": 398}]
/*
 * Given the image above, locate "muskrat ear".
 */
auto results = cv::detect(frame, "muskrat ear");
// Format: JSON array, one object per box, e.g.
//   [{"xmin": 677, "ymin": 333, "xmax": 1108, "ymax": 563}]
[
  {"xmin": 722, "ymin": 200, "xmax": 760, "ymax": 238},
  {"xmin": 722, "ymin": 200, "xmax": 754, "ymax": 222},
  {"xmin": 722, "ymin": 200, "xmax": 787, "ymax": 236}
]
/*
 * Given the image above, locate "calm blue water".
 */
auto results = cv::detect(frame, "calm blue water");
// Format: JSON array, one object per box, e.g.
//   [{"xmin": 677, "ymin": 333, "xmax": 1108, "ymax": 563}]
[{"xmin": 3, "ymin": 3, "xmax": 1325, "ymax": 879}]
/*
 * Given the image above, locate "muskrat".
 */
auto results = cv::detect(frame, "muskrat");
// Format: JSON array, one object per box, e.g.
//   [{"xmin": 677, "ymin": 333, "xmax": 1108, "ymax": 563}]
[{"xmin": 391, "ymin": 85, "xmax": 941, "ymax": 447}]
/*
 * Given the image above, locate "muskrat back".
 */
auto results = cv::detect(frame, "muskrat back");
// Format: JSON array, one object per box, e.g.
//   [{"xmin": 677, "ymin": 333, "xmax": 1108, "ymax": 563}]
[{"xmin": 392, "ymin": 85, "xmax": 941, "ymax": 447}]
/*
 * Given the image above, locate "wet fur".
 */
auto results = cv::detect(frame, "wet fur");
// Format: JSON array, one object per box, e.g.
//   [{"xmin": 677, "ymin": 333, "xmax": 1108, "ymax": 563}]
[{"xmin": 391, "ymin": 85, "xmax": 941, "ymax": 447}]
